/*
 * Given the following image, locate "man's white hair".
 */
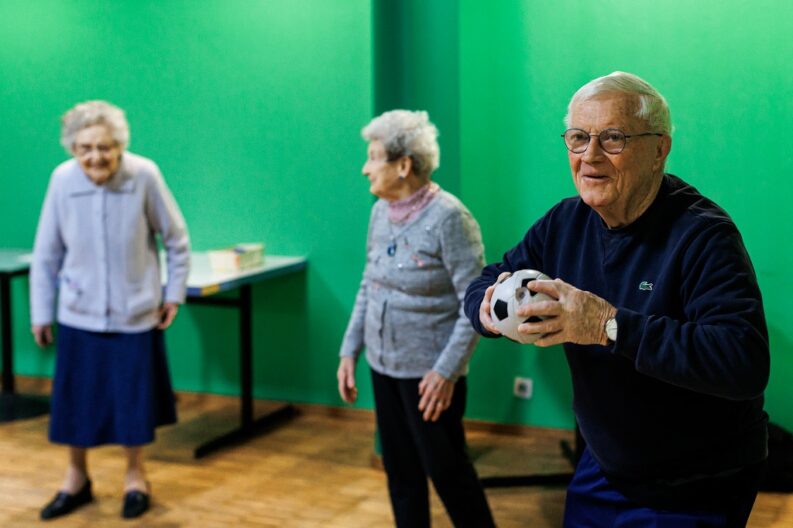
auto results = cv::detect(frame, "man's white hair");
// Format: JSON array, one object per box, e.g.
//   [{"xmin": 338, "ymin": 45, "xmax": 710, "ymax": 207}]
[{"xmin": 564, "ymin": 71, "xmax": 672, "ymax": 135}]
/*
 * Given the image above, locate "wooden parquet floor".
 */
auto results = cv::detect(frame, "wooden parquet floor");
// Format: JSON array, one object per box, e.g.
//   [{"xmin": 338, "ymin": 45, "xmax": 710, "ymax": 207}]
[{"xmin": 1, "ymin": 378, "xmax": 792, "ymax": 527}]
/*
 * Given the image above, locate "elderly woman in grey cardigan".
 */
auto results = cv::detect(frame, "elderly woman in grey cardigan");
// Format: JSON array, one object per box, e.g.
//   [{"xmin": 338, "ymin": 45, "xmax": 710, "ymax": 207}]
[{"xmin": 337, "ymin": 110, "xmax": 494, "ymax": 528}]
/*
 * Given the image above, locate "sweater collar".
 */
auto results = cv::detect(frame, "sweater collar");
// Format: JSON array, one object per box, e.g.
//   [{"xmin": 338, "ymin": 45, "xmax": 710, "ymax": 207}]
[{"xmin": 68, "ymin": 154, "xmax": 136, "ymax": 195}]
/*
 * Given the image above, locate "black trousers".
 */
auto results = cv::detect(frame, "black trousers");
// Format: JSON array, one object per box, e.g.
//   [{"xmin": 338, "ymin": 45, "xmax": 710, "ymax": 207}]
[{"xmin": 371, "ymin": 369, "xmax": 495, "ymax": 528}]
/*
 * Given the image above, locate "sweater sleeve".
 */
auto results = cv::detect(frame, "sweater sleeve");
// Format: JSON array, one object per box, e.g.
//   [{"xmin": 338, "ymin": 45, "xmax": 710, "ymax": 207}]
[
  {"xmin": 339, "ymin": 276, "xmax": 367, "ymax": 360},
  {"xmin": 464, "ymin": 218, "xmax": 547, "ymax": 337},
  {"xmin": 613, "ymin": 222, "xmax": 769, "ymax": 401},
  {"xmin": 144, "ymin": 165, "xmax": 190, "ymax": 304},
  {"xmin": 339, "ymin": 203, "xmax": 379, "ymax": 360},
  {"xmin": 30, "ymin": 174, "xmax": 65, "ymax": 326},
  {"xmin": 431, "ymin": 207, "xmax": 486, "ymax": 380}
]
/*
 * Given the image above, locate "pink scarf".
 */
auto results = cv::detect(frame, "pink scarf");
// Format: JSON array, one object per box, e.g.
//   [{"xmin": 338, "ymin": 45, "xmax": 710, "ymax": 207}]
[{"xmin": 388, "ymin": 182, "xmax": 440, "ymax": 224}]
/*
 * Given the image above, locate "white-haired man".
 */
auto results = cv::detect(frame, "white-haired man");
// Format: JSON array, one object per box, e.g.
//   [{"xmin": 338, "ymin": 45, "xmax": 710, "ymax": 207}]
[{"xmin": 465, "ymin": 72, "xmax": 768, "ymax": 527}]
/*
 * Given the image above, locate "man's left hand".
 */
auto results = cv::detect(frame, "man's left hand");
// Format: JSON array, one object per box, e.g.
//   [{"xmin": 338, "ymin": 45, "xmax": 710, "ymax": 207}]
[{"xmin": 516, "ymin": 278, "xmax": 616, "ymax": 347}]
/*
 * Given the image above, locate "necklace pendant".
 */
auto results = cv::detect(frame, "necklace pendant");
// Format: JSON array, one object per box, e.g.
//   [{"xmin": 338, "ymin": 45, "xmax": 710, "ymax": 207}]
[{"xmin": 387, "ymin": 242, "xmax": 397, "ymax": 256}]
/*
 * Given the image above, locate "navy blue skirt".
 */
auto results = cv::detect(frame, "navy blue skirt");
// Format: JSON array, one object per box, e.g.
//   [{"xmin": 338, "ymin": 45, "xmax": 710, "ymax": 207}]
[{"xmin": 49, "ymin": 324, "xmax": 177, "ymax": 447}]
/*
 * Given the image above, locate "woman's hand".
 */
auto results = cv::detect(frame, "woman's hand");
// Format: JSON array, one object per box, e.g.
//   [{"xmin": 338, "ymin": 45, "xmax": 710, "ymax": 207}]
[
  {"xmin": 479, "ymin": 272, "xmax": 512, "ymax": 334},
  {"xmin": 337, "ymin": 356, "xmax": 358, "ymax": 404},
  {"xmin": 31, "ymin": 325, "xmax": 53, "ymax": 348},
  {"xmin": 418, "ymin": 370, "xmax": 455, "ymax": 422},
  {"xmin": 157, "ymin": 302, "xmax": 180, "ymax": 330}
]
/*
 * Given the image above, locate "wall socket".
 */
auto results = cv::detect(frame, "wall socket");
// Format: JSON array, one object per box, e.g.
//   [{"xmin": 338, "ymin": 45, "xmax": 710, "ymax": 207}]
[{"xmin": 513, "ymin": 377, "xmax": 533, "ymax": 399}]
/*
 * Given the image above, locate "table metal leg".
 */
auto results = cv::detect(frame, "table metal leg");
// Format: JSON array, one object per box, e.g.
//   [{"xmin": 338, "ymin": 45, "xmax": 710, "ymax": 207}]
[
  {"xmin": 1, "ymin": 274, "xmax": 14, "ymax": 394},
  {"xmin": 0, "ymin": 273, "xmax": 49, "ymax": 422},
  {"xmin": 191, "ymin": 285, "xmax": 296, "ymax": 458},
  {"xmin": 240, "ymin": 284, "xmax": 253, "ymax": 428}
]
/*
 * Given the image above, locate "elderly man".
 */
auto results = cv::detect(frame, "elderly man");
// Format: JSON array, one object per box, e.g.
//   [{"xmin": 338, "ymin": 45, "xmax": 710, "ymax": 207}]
[{"xmin": 464, "ymin": 71, "xmax": 769, "ymax": 527}]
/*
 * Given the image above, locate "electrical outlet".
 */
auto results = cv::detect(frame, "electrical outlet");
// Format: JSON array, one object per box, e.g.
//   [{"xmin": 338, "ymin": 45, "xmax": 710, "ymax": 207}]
[{"xmin": 513, "ymin": 377, "xmax": 533, "ymax": 399}]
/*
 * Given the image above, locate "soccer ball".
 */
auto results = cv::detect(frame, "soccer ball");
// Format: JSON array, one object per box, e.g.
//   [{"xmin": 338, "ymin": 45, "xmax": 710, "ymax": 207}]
[{"xmin": 490, "ymin": 269, "xmax": 553, "ymax": 344}]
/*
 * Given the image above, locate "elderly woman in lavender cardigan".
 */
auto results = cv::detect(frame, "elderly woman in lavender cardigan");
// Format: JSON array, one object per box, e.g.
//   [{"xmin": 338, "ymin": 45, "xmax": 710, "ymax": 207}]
[
  {"xmin": 30, "ymin": 101, "xmax": 189, "ymax": 521},
  {"xmin": 337, "ymin": 110, "xmax": 495, "ymax": 528}
]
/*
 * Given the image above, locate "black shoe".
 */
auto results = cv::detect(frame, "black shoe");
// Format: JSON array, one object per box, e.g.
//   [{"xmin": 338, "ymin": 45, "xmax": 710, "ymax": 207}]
[
  {"xmin": 121, "ymin": 486, "xmax": 150, "ymax": 519},
  {"xmin": 40, "ymin": 479, "xmax": 93, "ymax": 520}
]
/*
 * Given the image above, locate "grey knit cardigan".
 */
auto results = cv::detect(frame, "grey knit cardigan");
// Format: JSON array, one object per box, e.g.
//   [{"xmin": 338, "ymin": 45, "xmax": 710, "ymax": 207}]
[{"xmin": 339, "ymin": 189, "xmax": 484, "ymax": 380}]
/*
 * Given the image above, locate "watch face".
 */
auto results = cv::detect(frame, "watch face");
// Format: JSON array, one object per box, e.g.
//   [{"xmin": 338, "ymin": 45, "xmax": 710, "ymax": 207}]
[{"xmin": 606, "ymin": 318, "xmax": 618, "ymax": 342}]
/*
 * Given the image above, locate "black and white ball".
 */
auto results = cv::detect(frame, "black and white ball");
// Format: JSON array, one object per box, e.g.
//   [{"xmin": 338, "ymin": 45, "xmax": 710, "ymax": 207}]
[{"xmin": 490, "ymin": 269, "xmax": 553, "ymax": 344}]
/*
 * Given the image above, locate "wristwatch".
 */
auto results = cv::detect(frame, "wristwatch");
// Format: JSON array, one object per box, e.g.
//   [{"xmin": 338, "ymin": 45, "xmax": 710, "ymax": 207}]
[{"xmin": 605, "ymin": 317, "xmax": 618, "ymax": 343}]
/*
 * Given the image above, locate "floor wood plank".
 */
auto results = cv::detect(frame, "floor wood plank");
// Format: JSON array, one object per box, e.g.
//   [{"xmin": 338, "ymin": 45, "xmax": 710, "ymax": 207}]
[{"xmin": 0, "ymin": 378, "xmax": 790, "ymax": 527}]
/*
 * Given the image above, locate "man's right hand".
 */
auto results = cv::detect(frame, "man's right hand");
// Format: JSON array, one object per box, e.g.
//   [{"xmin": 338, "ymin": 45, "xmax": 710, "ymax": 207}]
[
  {"xmin": 479, "ymin": 272, "xmax": 512, "ymax": 335},
  {"xmin": 32, "ymin": 325, "xmax": 53, "ymax": 348}
]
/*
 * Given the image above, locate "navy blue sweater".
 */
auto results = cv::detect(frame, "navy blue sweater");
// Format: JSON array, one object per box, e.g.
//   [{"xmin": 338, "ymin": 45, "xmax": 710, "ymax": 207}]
[{"xmin": 465, "ymin": 174, "xmax": 769, "ymax": 484}]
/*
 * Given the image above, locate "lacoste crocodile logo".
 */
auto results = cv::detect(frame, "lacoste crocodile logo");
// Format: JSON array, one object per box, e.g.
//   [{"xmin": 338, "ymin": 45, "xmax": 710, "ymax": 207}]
[{"xmin": 639, "ymin": 281, "xmax": 653, "ymax": 291}]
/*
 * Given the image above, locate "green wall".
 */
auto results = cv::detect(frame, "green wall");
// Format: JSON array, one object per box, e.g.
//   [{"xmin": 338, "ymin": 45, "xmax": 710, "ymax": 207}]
[
  {"xmin": 1, "ymin": 0, "xmax": 790, "ymax": 432},
  {"xmin": 0, "ymin": 0, "xmax": 375, "ymax": 405},
  {"xmin": 373, "ymin": 0, "xmax": 461, "ymax": 196}
]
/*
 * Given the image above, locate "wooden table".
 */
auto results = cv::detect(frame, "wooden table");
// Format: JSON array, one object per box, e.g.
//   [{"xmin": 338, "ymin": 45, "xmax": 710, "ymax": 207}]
[{"xmin": 180, "ymin": 253, "xmax": 308, "ymax": 458}]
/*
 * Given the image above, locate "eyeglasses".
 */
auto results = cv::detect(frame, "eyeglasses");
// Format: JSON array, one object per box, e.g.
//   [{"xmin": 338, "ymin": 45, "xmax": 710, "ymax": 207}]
[
  {"xmin": 73, "ymin": 142, "xmax": 119, "ymax": 157},
  {"xmin": 367, "ymin": 151, "xmax": 405, "ymax": 163},
  {"xmin": 562, "ymin": 128, "xmax": 663, "ymax": 154},
  {"xmin": 367, "ymin": 156, "xmax": 396, "ymax": 164}
]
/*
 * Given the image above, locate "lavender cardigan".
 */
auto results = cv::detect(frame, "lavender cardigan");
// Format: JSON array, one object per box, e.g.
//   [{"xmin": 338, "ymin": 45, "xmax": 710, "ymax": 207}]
[{"xmin": 30, "ymin": 152, "xmax": 190, "ymax": 332}]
